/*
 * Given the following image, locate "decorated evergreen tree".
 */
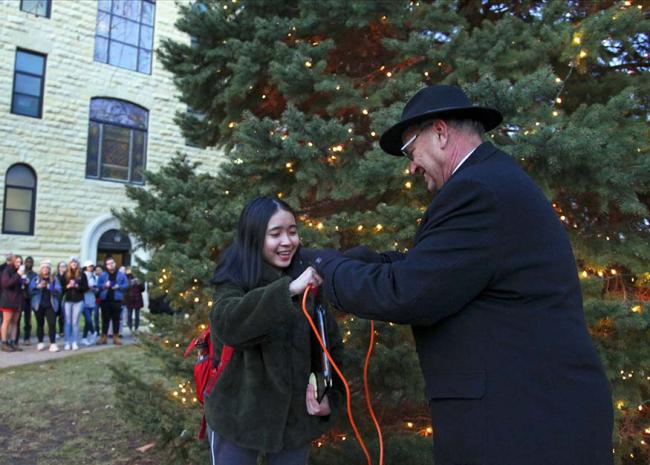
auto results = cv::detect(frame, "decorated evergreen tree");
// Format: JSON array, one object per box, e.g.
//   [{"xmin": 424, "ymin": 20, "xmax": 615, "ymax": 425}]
[{"xmin": 112, "ymin": 1, "xmax": 649, "ymax": 464}]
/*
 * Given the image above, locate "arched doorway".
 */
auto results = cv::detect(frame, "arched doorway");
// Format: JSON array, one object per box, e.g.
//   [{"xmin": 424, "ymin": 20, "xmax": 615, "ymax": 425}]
[{"xmin": 97, "ymin": 229, "xmax": 132, "ymax": 268}]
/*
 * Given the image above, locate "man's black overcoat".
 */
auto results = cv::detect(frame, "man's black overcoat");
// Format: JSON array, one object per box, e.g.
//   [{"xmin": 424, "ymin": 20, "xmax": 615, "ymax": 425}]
[{"xmin": 317, "ymin": 142, "xmax": 613, "ymax": 465}]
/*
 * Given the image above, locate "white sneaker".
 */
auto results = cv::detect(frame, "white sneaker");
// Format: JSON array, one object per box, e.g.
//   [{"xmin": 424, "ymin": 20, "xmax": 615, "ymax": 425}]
[
  {"xmin": 64, "ymin": 344, "xmax": 71, "ymax": 351},
  {"xmin": 80, "ymin": 338, "xmax": 90, "ymax": 346},
  {"xmin": 37, "ymin": 342, "xmax": 45, "ymax": 351},
  {"xmin": 49, "ymin": 343, "xmax": 59, "ymax": 352},
  {"xmin": 72, "ymin": 342, "xmax": 79, "ymax": 351}
]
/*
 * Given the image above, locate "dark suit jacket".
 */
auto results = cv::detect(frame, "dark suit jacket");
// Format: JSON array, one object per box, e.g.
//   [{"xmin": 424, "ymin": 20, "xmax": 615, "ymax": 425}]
[{"xmin": 317, "ymin": 142, "xmax": 613, "ymax": 465}]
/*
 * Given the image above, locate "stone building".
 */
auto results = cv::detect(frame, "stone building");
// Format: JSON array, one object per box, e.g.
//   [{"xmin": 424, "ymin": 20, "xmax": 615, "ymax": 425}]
[{"xmin": 0, "ymin": 0, "xmax": 221, "ymax": 268}]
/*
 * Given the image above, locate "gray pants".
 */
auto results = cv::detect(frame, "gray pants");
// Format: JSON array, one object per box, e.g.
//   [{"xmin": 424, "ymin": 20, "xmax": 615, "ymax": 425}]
[{"xmin": 207, "ymin": 427, "xmax": 309, "ymax": 465}]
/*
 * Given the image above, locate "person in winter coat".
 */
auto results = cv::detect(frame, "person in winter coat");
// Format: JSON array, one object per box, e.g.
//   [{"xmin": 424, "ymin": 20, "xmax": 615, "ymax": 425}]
[
  {"xmin": 29, "ymin": 261, "xmax": 62, "ymax": 352},
  {"xmin": 62, "ymin": 257, "xmax": 88, "ymax": 351},
  {"xmin": 1, "ymin": 255, "xmax": 27, "ymax": 352},
  {"xmin": 306, "ymin": 85, "xmax": 613, "ymax": 465},
  {"xmin": 96, "ymin": 258, "xmax": 128, "ymax": 345},
  {"xmin": 124, "ymin": 268, "xmax": 144, "ymax": 334},
  {"xmin": 17, "ymin": 255, "xmax": 37, "ymax": 345},
  {"xmin": 56, "ymin": 261, "xmax": 67, "ymax": 336},
  {"xmin": 205, "ymin": 197, "xmax": 343, "ymax": 465},
  {"xmin": 81, "ymin": 260, "xmax": 98, "ymax": 346}
]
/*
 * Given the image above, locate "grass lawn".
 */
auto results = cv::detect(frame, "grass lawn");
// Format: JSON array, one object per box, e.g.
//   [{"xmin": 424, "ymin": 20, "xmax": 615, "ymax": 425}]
[{"xmin": 0, "ymin": 346, "xmax": 167, "ymax": 465}]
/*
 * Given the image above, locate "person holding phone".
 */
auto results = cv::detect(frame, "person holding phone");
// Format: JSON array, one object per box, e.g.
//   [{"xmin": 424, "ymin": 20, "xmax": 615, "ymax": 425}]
[
  {"xmin": 96, "ymin": 257, "xmax": 128, "ymax": 345},
  {"xmin": 29, "ymin": 261, "xmax": 62, "ymax": 352},
  {"xmin": 0, "ymin": 255, "xmax": 26, "ymax": 352},
  {"xmin": 204, "ymin": 196, "xmax": 343, "ymax": 465},
  {"xmin": 62, "ymin": 257, "xmax": 88, "ymax": 351}
]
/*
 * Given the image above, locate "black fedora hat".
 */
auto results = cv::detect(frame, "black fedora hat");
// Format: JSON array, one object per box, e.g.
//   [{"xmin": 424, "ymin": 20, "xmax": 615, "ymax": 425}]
[{"xmin": 379, "ymin": 85, "xmax": 503, "ymax": 156}]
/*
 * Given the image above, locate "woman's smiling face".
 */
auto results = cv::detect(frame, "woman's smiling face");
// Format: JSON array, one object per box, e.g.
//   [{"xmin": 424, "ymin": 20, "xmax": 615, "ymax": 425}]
[{"xmin": 262, "ymin": 208, "xmax": 299, "ymax": 269}]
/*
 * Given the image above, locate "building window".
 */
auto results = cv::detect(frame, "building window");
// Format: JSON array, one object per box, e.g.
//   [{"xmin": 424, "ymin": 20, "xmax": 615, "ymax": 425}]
[
  {"xmin": 86, "ymin": 98, "xmax": 148, "ymax": 184},
  {"xmin": 2, "ymin": 164, "xmax": 37, "ymax": 235},
  {"xmin": 20, "ymin": 0, "xmax": 51, "ymax": 18},
  {"xmin": 94, "ymin": 0, "xmax": 156, "ymax": 74},
  {"xmin": 11, "ymin": 49, "xmax": 46, "ymax": 118}
]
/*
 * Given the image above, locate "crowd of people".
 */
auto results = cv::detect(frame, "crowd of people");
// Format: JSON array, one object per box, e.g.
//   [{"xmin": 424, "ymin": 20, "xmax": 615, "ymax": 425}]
[{"xmin": 0, "ymin": 253, "xmax": 145, "ymax": 353}]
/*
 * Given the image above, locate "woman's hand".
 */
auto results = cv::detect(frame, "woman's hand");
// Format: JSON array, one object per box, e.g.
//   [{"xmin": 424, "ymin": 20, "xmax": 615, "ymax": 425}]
[
  {"xmin": 306, "ymin": 384, "xmax": 331, "ymax": 416},
  {"xmin": 288, "ymin": 266, "xmax": 323, "ymax": 297}
]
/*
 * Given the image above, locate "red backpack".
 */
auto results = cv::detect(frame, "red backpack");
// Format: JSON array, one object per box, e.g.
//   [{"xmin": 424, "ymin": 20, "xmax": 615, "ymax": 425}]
[{"xmin": 183, "ymin": 325, "xmax": 234, "ymax": 439}]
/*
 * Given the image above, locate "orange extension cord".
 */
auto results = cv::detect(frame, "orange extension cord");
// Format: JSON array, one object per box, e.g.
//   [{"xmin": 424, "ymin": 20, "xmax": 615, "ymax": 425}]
[{"xmin": 302, "ymin": 285, "xmax": 384, "ymax": 465}]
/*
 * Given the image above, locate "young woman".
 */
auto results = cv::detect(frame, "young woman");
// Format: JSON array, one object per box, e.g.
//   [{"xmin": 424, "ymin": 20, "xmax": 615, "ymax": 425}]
[
  {"xmin": 0, "ymin": 255, "xmax": 26, "ymax": 352},
  {"xmin": 62, "ymin": 257, "xmax": 88, "ymax": 351},
  {"xmin": 205, "ymin": 197, "xmax": 343, "ymax": 465},
  {"xmin": 81, "ymin": 260, "xmax": 98, "ymax": 346},
  {"xmin": 124, "ymin": 268, "xmax": 145, "ymax": 334},
  {"xmin": 56, "ymin": 261, "xmax": 67, "ymax": 336},
  {"xmin": 29, "ymin": 261, "xmax": 62, "ymax": 352}
]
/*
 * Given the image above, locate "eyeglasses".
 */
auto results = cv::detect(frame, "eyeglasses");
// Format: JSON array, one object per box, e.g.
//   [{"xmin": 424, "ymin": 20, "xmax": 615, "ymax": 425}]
[{"xmin": 400, "ymin": 131, "xmax": 420, "ymax": 161}]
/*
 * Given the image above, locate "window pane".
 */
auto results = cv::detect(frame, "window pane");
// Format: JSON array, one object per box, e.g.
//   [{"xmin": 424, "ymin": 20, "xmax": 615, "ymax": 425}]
[
  {"xmin": 141, "ymin": 1, "xmax": 155, "ymax": 26},
  {"xmin": 86, "ymin": 122, "xmax": 100, "ymax": 177},
  {"xmin": 140, "ymin": 25, "xmax": 153, "ymax": 49},
  {"xmin": 15, "ymin": 74, "xmax": 42, "ymax": 97},
  {"xmin": 3, "ymin": 210, "xmax": 31, "ymax": 234},
  {"xmin": 108, "ymin": 41, "xmax": 138, "ymax": 70},
  {"xmin": 16, "ymin": 51, "xmax": 44, "ymax": 75},
  {"xmin": 138, "ymin": 49, "xmax": 151, "ymax": 74},
  {"xmin": 20, "ymin": 0, "xmax": 49, "ymax": 17},
  {"xmin": 96, "ymin": 10, "xmax": 111, "ymax": 37},
  {"xmin": 132, "ymin": 130, "xmax": 146, "ymax": 182},
  {"xmin": 6, "ymin": 165, "xmax": 36, "ymax": 188},
  {"xmin": 12, "ymin": 94, "xmax": 40, "ymax": 117},
  {"xmin": 98, "ymin": 0, "xmax": 112, "ymax": 12},
  {"xmin": 90, "ymin": 99, "xmax": 148, "ymax": 129},
  {"xmin": 94, "ymin": 37, "xmax": 109, "ymax": 62},
  {"xmin": 112, "ymin": 0, "xmax": 141, "ymax": 21},
  {"xmin": 101, "ymin": 164, "xmax": 129, "ymax": 181},
  {"xmin": 101, "ymin": 125, "xmax": 130, "ymax": 181},
  {"xmin": 112, "ymin": 17, "xmax": 140, "ymax": 46},
  {"xmin": 5, "ymin": 187, "xmax": 32, "ymax": 210}
]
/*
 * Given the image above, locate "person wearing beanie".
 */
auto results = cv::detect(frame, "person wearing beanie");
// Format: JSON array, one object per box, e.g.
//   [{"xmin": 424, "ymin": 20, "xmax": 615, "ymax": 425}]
[
  {"xmin": 17, "ymin": 256, "xmax": 37, "ymax": 345},
  {"xmin": 81, "ymin": 260, "xmax": 98, "ymax": 346}
]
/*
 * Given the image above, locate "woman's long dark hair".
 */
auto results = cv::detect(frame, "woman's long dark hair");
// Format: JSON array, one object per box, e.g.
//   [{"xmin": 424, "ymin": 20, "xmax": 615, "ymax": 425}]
[{"xmin": 212, "ymin": 197, "xmax": 296, "ymax": 290}]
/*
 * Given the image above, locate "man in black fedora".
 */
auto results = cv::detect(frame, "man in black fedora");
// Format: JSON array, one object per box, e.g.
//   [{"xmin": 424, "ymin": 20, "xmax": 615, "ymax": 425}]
[{"xmin": 304, "ymin": 85, "xmax": 613, "ymax": 465}]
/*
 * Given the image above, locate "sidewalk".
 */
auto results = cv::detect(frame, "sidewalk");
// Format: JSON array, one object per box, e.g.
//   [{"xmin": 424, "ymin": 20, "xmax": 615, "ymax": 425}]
[{"xmin": 0, "ymin": 333, "xmax": 137, "ymax": 370}]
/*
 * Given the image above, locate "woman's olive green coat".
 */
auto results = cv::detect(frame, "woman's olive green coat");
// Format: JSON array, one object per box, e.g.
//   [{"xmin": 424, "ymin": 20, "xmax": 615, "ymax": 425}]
[{"xmin": 205, "ymin": 263, "xmax": 343, "ymax": 453}]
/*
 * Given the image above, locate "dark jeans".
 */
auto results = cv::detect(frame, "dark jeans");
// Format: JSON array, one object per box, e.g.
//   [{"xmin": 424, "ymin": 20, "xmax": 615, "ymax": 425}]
[
  {"xmin": 57, "ymin": 299, "xmax": 64, "ymax": 334},
  {"xmin": 22, "ymin": 298, "xmax": 32, "ymax": 342},
  {"xmin": 35, "ymin": 305, "xmax": 56, "ymax": 343},
  {"xmin": 127, "ymin": 307, "xmax": 141, "ymax": 331},
  {"xmin": 207, "ymin": 427, "xmax": 309, "ymax": 465},
  {"xmin": 101, "ymin": 300, "xmax": 122, "ymax": 336}
]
